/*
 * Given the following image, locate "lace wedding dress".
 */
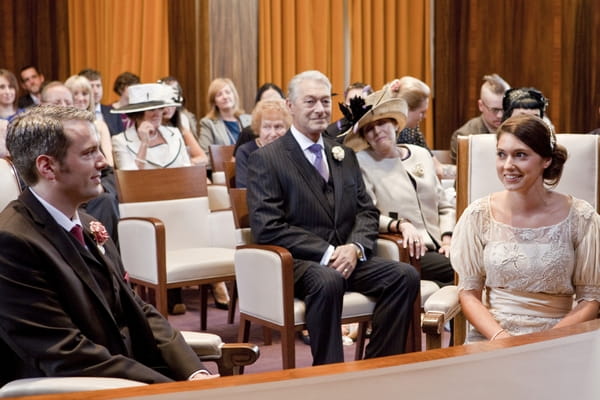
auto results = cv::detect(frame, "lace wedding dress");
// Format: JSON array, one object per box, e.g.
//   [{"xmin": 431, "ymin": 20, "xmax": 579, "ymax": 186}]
[{"xmin": 451, "ymin": 196, "xmax": 600, "ymax": 342}]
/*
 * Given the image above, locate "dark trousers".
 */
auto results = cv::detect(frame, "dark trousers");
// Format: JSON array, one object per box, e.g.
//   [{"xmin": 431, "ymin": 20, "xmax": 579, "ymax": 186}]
[
  {"xmin": 294, "ymin": 256, "xmax": 419, "ymax": 365},
  {"xmin": 420, "ymin": 251, "xmax": 454, "ymax": 287}
]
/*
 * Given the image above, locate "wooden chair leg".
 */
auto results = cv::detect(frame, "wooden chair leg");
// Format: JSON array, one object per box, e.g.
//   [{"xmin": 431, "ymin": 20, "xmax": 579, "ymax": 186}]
[
  {"xmin": 262, "ymin": 327, "xmax": 272, "ymax": 345},
  {"xmin": 354, "ymin": 321, "xmax": 367, "ymax": 360},
  {"xmin": 228, "ymin": 280, "xmax": 237, "ymax": 324},
  {"xmin": 281, "ymin": 327, "xmax": 296, "ymax": 369},
  {"xmin": 238, "ymin": 317, "xmax": 251, "ymax": 342},
  {"xmin": 155, "ymin": 287, "xmax": 168, "ymax": 317},
  {"xmin": 200, "ymin": 284, "xmax": 209, "ymax": 331}
]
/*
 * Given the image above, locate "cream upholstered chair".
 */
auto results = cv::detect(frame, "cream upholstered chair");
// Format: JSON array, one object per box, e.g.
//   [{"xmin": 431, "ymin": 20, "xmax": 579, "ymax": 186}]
[
  {"xmin": 209, "ymin": 144, "xmax": 235, "ymax": 185},
  {"xmin": 422, "ymin": 133, "xmax": 600, "ymax": 348},
  {"xmin": 0, "ymin": 157, "xmax": 21, "ymax": 210},
  {"xmin": 115, "ymin": 165, "xmax": 237, "ymax": 330},
  {"xmin": 0, "ymin": 332, "xmax": 259, "ymax": 397},
  {"xmin": 231, "ymin": 188, "xmax": 423, "ymax": 369}
]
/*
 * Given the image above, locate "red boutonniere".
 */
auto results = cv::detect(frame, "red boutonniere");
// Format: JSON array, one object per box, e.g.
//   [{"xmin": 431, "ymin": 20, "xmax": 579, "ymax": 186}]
[{"xmin": 89, "ymin": 221, "xmax": 109, "ymax": 253}]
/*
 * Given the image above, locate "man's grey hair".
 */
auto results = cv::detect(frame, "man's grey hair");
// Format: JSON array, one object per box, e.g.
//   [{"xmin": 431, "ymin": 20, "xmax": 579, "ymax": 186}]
[
  {"xmin": 287, "ymin": 70, "xmax": 332, "ymax": 102},
  {"xmin": 7, "ymin": 105, "xmax": 95, "ymax": 186}
]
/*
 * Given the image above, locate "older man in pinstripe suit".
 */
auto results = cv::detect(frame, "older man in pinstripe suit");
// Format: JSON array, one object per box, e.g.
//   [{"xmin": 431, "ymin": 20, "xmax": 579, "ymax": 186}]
[{"xmin": 247, "ymin": 70, "xmax": 419, "ymax": 365}]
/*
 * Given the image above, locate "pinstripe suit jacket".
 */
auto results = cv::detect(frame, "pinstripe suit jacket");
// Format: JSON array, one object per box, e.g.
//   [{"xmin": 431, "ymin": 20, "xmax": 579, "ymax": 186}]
[{"xmin": 247, "ymin": 131, "xmax": 380, "ymax": 281}]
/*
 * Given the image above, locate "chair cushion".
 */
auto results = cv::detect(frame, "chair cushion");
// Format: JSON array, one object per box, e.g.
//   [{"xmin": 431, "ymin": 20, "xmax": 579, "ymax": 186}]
[
  {"xmin": 423, "ymin": 285, "xmax": 460, "ymax": 316},
  {"xmin": 420, "ymin": 280, "xmax": 441, "ymax": 306},
  {"xmin": 166, "ymin": 247, "xmax": 235, "ymax": 282},
  {"xmin": 0, "ymin": 377, "xmax": 146, "ymax": 397},
  {"xmin": 180, "ymin": 331, "xmax": 223, "ymax": 359}
]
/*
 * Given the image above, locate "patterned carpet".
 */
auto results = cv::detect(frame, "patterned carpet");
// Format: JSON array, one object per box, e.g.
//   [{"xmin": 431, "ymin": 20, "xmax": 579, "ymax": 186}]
[{"xmin": 168, "ymin": 287, "xmax": 449, "ymax": 375}]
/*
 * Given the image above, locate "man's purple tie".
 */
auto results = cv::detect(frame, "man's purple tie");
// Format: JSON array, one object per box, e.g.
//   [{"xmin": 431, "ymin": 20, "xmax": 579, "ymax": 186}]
[
  {"xmin": 70, "ymin": 225, "xmax": 85, "ymax": 247},
  {"xmin": 308, "ymin": 143, "xmax": 329, "ymax": 181}
]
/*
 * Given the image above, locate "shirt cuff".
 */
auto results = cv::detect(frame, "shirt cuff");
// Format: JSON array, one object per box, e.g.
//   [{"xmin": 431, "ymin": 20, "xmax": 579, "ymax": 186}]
[
  {"xmin": 320, "ymin": 245, "xmax": 335, "ymax": 265},
  {"xmin": 188, "ymin": 369, "xmax": 211, "ymax": 380}
]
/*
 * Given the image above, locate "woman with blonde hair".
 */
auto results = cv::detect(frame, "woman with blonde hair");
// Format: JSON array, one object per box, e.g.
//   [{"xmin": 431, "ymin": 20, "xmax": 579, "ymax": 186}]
[
  {"xmin": 65, "ymin": 75, "xmax": 114, "ymax": 166},
  {"xmin": 198, "ymin": 78, "xmax": 251, "ymax": 167}
]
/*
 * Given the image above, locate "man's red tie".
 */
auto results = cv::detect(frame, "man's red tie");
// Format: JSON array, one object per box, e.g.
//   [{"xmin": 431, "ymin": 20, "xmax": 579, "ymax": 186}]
[{"xmin": 70, "ymin": 225, "xmax": 85, "ymax": 247}]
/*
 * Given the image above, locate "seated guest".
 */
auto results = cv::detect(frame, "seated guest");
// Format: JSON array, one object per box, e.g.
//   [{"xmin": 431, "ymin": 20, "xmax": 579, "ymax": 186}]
[
  {"xmin": 17, "ymin": 65, "xmax": 44, "ymax": 109},
  {"xmin": 449, "ymin": 73, "xmax": 510, "ymax": 163},
  {"xmin": 247, "ymin": 70, "xmax": 419, "ymax": 365},
  {"xmin": 234, "ymin": 82, "xmax": 285, "ymax": 153},
  {"xmin": 0, "ymin": 69, "xmax": 24, "ymax": 122},
  {"xmin": 199, "ymin": 78, "xmax": 251, "ymax": 167},
  {"xmin": 235, "ymin": 99, "xmax": 291, "ymax": 188},
  {"xmin": 112, "ymin": 71, "xmax": 141, "ymax": 131},
  {"xmin": 65, "ymin": 75, "xmax": 114, "ymax": 166},
  {"xmin": 452, "ymin": 114, "xmax": 600, "ymax": 342},
  {"xmin": 390, "ymin": 77, "xmax": 451, "ymax": 179},
  {"xmin": 0, "ymin": 105, "xmax": 216, "ymax": 384},
  {"xmin": 78, "ymin": 68, "xmax": 125, "ymax": 136},
  {"xmin": 111, "ymin": 83, "xmax": 191, "ymax": 170},
  {"xmin": 158, "ymin": 76, "xmax": 208, "ymax": 166},
  {"xmin": 344, "ymin": 89, "xmax": 455, "ymax": 287},
  {"xmin": 324, "ymin": 82, "xmax": 374, "ymax": 141},
  {"xmin": 502, "ymin": 87, "xmax": 549, "ymax": 122},
  {"xmin": 40, "ymin": 82, "xmax": 121, "ymax": 246}
]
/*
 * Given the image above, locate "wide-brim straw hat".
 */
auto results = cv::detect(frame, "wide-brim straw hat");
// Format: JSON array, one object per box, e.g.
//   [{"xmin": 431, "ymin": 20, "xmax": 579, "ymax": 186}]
[
  {"xmin": 111, "ymin": 83, "xmax": 181, "ymax": 114},
  {"xmin": 340, "ymin": 86, "xmax": 408, "ymax": 152}
]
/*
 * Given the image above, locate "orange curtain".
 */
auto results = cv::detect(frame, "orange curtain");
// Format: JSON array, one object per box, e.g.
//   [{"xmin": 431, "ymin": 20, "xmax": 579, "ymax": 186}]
[
  {"xmin": 67, "ymin": 0, "xmax": 169, "ymax": 104},
  {"xmin": 350, "ymin": 0, "xmax": 433, "ymax": 144},
  {"xmin": 258, "ymin": 0, "xmax": 346, "ymax": 99}
]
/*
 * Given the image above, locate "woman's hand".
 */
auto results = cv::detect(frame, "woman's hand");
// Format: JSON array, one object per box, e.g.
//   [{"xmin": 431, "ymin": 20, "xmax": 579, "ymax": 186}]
[
  {"xmin": 399, "ymin": 221, "xmax": 426, "ymax": 259},
  {"xmin": 439, "ymin": 234, "xmax": 452, "ymax": 258},
  {"xmin": 137, "ymin": 121, "xmax": 156, "ymax": 144}
]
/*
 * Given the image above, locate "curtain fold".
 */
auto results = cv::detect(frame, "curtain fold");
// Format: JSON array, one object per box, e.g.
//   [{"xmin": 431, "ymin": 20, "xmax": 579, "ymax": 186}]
[
  {"xmin": 258, "ymin": 0, "xmax": 432, "ymax": 142},
  {"xmin": 258, "ymin": 0, "xmax": 346, "ymax": 97},
  {"xmin": 350, "ymin": 0, "xmax": 433, "ymax": 144},
  {"xmin": 68, "ymin": 0, "xmax": 169, "ymax": 104}
]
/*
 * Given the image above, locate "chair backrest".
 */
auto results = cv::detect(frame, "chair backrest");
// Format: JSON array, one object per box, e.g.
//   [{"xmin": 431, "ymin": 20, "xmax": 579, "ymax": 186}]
[
  {"xmin": 0, "ymin": 158, "xmax": 21, "ymax": 211},
  {"xmin": 114, "ymin": 165, "xmax": 208, "ymax": 202},
  {"xmin": 229, "ymin": 188, "xmax": 249, "ymax": 229},
  {"xmin": 456, "ymin": 134, "xmax": 600, "ymax": 218},
  {"xmin": 209, "ymin": 144, "xmax": 235, "ymax": 172},
  {"xmin": 223, "ymin": 160, "xmax": 236, "ymax": 189},
  {"xmin": 115, "ymin": 166, "xmax": 213, "ymax": 249}
]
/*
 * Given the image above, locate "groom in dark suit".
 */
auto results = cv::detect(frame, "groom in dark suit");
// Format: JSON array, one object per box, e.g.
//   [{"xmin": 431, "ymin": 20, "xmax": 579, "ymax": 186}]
[
  {"xmin": 247, "ymin": 70, "xmax": 419, "ymax": 365},
  {"xmin": 0, "ymin": 106, "xmax": 216, "ymax": 384}
]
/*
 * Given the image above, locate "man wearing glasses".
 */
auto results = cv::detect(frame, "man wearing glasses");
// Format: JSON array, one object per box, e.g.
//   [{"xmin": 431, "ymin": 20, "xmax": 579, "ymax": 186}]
[{"xmin": 449, "ymin": 73, "xmax": 510, "ymax": 163}]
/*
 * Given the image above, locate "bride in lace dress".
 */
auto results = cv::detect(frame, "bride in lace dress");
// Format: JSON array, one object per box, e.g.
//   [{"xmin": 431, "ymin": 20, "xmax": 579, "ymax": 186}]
[{"xmin": 451, "ymin": 114, "xmax": 600, "ymax": 342}]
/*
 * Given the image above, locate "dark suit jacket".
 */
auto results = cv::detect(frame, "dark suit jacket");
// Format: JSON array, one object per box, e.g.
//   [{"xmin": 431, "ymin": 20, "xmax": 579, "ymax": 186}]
[
  {"xmin": 17, "ymin": 94, "xmax": 36, "ymax": 109},
  {"xmin": 247, "ymin": 130, "xmax": 379, "ymax": 281},
  {"xmin": 0, "ymin": 190, "xmax": 203, "ymax": 385},
  {"xmin": 101, "ymin": 104, "xmax": 125, "ymax": 136}
]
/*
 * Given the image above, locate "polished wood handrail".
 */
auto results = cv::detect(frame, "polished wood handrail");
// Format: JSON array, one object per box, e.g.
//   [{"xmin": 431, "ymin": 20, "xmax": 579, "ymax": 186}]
[{"xmin": 15, "ymin": 319, "xmax": 600, "ymax": 400}]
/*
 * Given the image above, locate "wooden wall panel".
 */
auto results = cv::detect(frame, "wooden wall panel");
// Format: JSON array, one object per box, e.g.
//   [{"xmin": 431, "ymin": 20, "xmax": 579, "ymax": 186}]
[
  {"xmin": 209, "ymin": 0, "xmax": 258, "ymax": 115},
  {"xmin": 0, "ymin": 0, "xmax": 69, "ymax": 82},
  {"xmin": 168, "ymin": 0, "xmax": 211, "ymax": 119},
  {"xmin": 433, "ymin": 0, "xmax": 600, "ymax": 151}
]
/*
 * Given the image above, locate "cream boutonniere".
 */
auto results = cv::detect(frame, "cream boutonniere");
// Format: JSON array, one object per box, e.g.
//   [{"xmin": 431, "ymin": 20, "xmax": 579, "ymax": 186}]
[
  {"xmin": 89, "ymin": 221, "xmax": 109, "ymax": 254},
  {"xmin": 332, "ymin": 146, "xmax": 345, "ymax": 161},
  {"xmin": 412, "ymin": 163, "xmax": 424, "ymax": 178}
]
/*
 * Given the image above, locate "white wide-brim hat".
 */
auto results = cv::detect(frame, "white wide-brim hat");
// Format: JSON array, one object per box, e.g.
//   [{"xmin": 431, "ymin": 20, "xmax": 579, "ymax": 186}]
[
  {"xmin": 111, "ymin": 83, "xmax": 181, "ymax": 114},
  {"xmin": 340, "ymin": 87, "xmax": 408, "ymax": 152}
]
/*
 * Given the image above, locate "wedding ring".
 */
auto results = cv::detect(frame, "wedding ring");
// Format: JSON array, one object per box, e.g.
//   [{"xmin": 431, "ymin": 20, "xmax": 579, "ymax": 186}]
[
  {"xmin": 344, "ymin": 268, "xmax": 348, "ymax": 273},
  {"xmin": 414, "ymin": 240, "xmax": 420, "ymax": 243}
]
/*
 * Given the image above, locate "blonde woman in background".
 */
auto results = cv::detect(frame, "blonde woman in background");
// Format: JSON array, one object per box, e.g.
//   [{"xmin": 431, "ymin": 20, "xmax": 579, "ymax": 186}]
[
  {"xmin": 198, "ymin": 78, "xmax": 251, "ymax": 168},
  {"xmin": 65, "ymin": 75, "xmax": 114, "ymax": 166}
]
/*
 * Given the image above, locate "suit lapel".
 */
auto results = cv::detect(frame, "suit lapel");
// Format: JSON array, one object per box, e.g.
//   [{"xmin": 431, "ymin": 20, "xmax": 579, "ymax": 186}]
[
  {"xmin": 323, "ymin": 140, "xmax": 345, "ymax": 224},
  {"xmin": 283, "ymin": 133, "xmax": 334, "ymax": 221},
  {"xmin": 20, "ymin": 191, "xmax": 117, "ymax": 321}
]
